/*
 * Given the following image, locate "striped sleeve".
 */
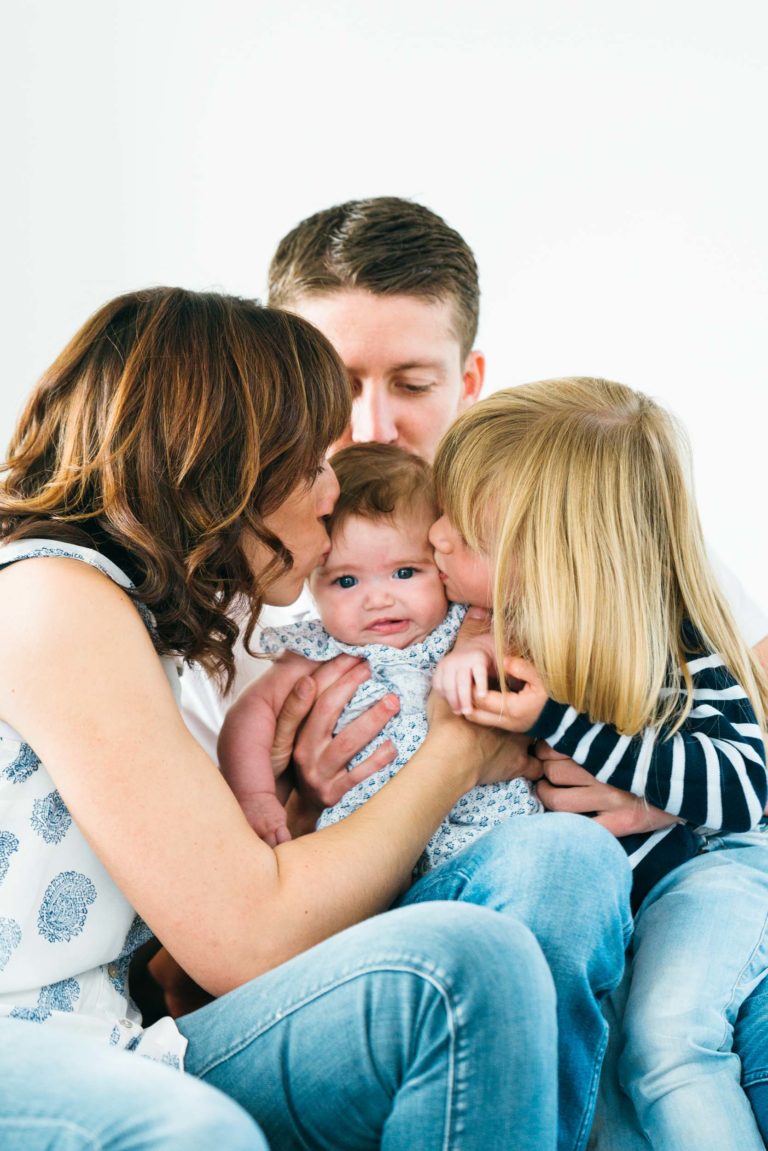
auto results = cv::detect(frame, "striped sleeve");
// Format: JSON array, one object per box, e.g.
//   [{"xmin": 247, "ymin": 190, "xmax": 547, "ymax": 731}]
[{"xmin": 528, "ymin": 651, "xmax": 767, "ymax": 833}]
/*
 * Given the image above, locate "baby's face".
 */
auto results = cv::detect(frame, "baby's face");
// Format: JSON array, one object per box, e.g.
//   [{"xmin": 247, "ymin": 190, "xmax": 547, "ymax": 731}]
[{"xmin": 310, "ymin": 512, "xmax": 448, "ymax": 649}]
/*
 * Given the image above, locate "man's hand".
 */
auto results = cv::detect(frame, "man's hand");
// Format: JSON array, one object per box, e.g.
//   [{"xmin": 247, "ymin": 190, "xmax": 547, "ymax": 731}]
[
  {"xmin": 271, "ymin": 654, "xmax": 400, "ymax": 813},
  {"xmin": 535, "ymin": 743, "xmax": 678, "ymax": 836},
  {"xmin": 147, "ymin": 948, "xmax": 213, "ymax": 1019}
]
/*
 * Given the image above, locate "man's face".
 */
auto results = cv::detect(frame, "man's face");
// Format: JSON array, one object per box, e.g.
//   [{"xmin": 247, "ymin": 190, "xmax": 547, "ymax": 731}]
[{"xmin": 291, "ymin": 290, "xmax": 484, "ymax": 462}]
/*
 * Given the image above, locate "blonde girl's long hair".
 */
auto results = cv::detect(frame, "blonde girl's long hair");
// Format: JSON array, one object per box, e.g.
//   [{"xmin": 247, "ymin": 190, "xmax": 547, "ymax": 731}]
[
  {"xmin": 434, "ymin": 377, "xmax": 768, "ymax": 735},
  {"xmin": 0, "ymin": 288, "xmax": 351, "ymax": 689}
]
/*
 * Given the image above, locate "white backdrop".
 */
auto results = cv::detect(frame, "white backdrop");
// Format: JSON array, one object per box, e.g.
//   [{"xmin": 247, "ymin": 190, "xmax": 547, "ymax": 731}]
[{"xmin": 3, "ymin": 0, "xmax": 766, "ymax": 608}]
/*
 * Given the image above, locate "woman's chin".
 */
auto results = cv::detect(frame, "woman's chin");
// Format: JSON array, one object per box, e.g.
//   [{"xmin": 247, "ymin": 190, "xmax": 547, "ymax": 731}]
[{"xmin": 262, "ymin": 578, "xmax": 306, "ymax": 609}]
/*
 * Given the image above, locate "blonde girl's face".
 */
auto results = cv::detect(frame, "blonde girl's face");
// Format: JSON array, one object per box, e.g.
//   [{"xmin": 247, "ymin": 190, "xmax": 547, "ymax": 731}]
[{"xmin": 428, "ymin": 514, "xmax": 493, "ymax": 608}]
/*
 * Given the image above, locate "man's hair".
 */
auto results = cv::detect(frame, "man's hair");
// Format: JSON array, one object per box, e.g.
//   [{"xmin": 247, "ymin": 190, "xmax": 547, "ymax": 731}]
[
  {"xmin": 268, "ymin": 197, "xmax": 480, "ymax": 358},
  {"xmin": 0, "ymin": 288, "xmax": 350, "ymax": 688},
  {"xmin": 327, "ymin": 443, "xmax": 438, "ymax": 539}
]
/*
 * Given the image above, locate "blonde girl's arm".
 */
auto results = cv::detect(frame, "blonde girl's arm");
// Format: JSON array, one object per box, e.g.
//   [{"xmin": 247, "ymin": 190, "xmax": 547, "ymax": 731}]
[
  {"xmin": 0, "ymin": 558, "xmax": 518, "ymax": 997},
  {"xmin": 523, "ymin": 652, "xmax": 768, "ymax": 832}
]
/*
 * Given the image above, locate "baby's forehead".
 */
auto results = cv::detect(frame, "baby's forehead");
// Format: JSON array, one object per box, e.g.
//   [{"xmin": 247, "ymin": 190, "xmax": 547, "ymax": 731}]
[{"xmin": 329, "ymin": 509, "xmax": 434, "ymax": 559}]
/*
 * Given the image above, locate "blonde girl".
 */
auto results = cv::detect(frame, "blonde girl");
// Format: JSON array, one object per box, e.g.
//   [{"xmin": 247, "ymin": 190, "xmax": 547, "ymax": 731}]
[{"xmin": 430, "ymin": 376, "xmax": 768, "ymax": 1150}]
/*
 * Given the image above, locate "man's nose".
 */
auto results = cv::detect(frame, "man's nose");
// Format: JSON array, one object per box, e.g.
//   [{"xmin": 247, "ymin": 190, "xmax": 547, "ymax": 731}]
[{"xmin": 351, "ymin": 386, "xmax": 397, "ymax": 444}]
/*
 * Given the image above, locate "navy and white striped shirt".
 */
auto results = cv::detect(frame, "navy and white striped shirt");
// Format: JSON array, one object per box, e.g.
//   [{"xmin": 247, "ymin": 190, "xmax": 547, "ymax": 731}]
[{"xmin": 528, "ymin": 639, "xmax": 767, "ymax": 910}]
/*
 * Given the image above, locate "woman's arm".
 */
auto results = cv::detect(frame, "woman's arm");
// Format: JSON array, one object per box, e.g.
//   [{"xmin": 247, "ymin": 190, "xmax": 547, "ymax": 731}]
[{"xmin": 0, "ymin": 559, "xmax": 519, "ymax": 997}]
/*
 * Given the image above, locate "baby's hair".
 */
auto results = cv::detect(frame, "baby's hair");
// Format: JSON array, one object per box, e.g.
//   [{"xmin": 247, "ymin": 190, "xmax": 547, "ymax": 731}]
[
  {"xmin": 328, "ymin": 444, "xmax": 438, "ymax": 539},
  {"xmin": 434, "ymin": 377, "xmax": 768, "ymax": 735}
]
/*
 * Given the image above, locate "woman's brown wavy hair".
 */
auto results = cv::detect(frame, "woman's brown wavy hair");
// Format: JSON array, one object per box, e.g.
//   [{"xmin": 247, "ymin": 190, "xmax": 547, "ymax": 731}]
[{"xmin": 0, "ymin": 287, "xmax": 351, "ymax": 689}]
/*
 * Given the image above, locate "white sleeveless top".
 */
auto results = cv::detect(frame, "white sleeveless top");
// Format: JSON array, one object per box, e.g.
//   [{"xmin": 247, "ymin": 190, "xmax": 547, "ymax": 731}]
[{"xmin": 0, "ymin": 540, "xmax": 187, "ymax": 1066}]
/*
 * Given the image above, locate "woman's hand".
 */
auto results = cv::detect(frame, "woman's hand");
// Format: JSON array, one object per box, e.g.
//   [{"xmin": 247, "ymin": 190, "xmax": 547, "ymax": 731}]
[
  {"xmin": 535, "ymin": 743, "xmax": 678, "ymax": 835},
  {"xmin": 270, "ymin": 654, "xmax": 399, "ymax": 811},
  {"xmin": 427, "ymin": 691, "xmax": 543, "ymax": 787},
  {"xmin": 460, "ymin": 655, "xmax": 548, "ymax": 733}
]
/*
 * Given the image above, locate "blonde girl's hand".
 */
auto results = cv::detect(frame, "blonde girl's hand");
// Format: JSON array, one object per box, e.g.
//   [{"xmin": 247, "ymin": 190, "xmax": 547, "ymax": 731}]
[
  {"xmin": 535, "ymin": 743, "xmax": 678, "ymax": 836},
  {"xmin": 426, "ymin": 690, "xmax": 543, "ymax": 786},
  {"xmin": 462, "ymin": 655, "xmax": 549, "ymax": 733}
]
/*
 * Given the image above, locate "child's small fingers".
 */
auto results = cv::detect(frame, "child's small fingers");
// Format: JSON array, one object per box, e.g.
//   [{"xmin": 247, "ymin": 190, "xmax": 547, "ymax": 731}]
[
  {"xmin": 274, "ymin": 825, "xmax": 292, "ymax": 844},
  {"xmin": 463, "ymin": 705, "xmax": 522, "ymax": 733},
  {"xmin": 458, "ymin": 674, "xmax": 474, "ymax": 716},
  {"xmin": 473, "ymin": 664, "xmax": 488, "ymax": 698}
]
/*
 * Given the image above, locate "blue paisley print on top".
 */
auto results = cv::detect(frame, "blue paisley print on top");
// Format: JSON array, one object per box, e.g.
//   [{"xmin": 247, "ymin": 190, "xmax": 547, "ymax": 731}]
[
  {"xmin": 0, "ymin": 538, "xmax": 187, "ymax": 1068},
  {"xmin": 3, "ymin": 742, "xmax": 41, "ymax": 784},
  {"xmin": 0, "ymin": 917, "xmax": 22, "ymax": 971},
  {"xmin": 37, "ymin": 871, "xmax": 98, "ymax": 943},
  {"xmin": 31, "ymin": 790, "xmax": 72, "ymax": 844},
  {"xmin": 9, "ymin": 977, "xmax": 81, "ymax": 1023},
  {"xmin": 0, "ymin": 831, "xmax": 20, "ymax": 884}
]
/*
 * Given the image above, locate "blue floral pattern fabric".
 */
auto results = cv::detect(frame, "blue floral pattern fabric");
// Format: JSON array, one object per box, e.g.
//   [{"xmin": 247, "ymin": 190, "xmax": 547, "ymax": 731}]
[
  {"xmin": 261, "ymin": 603, "xmax": 543, "ymax": 873},
  {"xmin": 0, "ymin": 539, "xmax": 186, "ymax": 1067}
]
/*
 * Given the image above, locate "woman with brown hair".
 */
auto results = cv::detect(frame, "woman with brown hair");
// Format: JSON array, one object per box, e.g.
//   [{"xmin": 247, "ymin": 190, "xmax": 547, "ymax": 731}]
[{"xmin": 0, "ymin": 287, "xmax": 570, "ymax": 1150}]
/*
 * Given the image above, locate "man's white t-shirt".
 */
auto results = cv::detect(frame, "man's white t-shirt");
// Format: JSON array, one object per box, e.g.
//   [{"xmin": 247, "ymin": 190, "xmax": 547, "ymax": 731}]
[{"xmin": 181, "ymin": 557, "xmax": 768, "ymax": 764}]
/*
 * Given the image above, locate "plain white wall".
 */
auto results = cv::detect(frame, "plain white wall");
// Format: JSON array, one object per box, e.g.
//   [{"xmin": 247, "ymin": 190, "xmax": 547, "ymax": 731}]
[{"xmin": 3, "ymin": 0, "xmax": 766, "ymax": 610}]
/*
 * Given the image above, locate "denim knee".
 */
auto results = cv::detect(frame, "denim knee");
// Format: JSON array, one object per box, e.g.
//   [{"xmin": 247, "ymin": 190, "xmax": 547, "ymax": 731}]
[
  {"xmin": 158, "ymin": 1080, "xmax": 270, "ymax": 1151},
  {"xmin": 345, "ymin": 901, "xmax": 557, "ymax": 1023}
]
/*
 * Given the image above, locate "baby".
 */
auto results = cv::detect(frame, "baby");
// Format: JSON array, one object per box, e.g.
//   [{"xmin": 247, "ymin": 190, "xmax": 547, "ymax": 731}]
[{"xmin": 219, "ymin": 443, "xmax": 542, "ymax": 870}]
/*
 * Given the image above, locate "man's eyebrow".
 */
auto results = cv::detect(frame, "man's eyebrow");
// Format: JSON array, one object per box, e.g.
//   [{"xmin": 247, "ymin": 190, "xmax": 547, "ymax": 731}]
[{"xmin": 389, "ymin": 360, "xmax": 448, "ymax": 374}]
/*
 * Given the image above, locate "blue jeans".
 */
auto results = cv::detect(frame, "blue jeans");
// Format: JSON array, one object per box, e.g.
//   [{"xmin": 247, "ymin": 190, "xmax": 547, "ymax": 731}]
[
  {"xmin": 592, "ymin": 824, "xmax": 768, "ymax": 1150},
  {"xmin": 179, "ymin": 901, "xmax": 559, "ymax": 1150},
  {"xmin": 179, "ymin": 816, "xmax": 630, "ymax": 1150},
  {"xmin": 0, "ymin": 1018, "xmax": 266, "ymax": 1150},
  {"xmin": 737, "ymin": 964, "xmax": 768, "ymax": 1144},
  {"xmin": 398, "ymin": 814, "xmax": 633, "ymax": 1151}
]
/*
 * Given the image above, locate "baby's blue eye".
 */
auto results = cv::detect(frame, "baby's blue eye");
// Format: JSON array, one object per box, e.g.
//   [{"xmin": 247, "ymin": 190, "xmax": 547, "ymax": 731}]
[
  {"xmin": 335, "ymin": 575, "xmax": 358, "ymax": 589},
  {"xmin": 394, "ymin": 567, "xmax": 416, "ymax": 580}
]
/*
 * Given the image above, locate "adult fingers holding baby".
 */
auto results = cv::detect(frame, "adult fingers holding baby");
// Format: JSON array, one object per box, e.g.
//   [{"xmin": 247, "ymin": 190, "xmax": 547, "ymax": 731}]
[
  {"xmin": 273, "ymin": 653, "xmax": 400, "ymax": 821},
  {"xmin": 536, "ymin": 746, "xmax": 677, "ymax": 836}
]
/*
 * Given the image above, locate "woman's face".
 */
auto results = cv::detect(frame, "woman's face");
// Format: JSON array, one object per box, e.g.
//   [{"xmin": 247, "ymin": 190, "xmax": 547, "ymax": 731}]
[
  {"xmin": 244, "ymin": 462, "xmax": 340, "ymax": 605},
  {"xmin": 429, "ymin": 513, "xmax": 493, "ymax": 608}
]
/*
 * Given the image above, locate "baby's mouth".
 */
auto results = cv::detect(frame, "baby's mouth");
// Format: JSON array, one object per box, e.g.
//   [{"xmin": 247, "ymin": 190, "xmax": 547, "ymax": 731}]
[{"xmin": 368, "ymin": 618, "xmax": 410, "ymax": 635}]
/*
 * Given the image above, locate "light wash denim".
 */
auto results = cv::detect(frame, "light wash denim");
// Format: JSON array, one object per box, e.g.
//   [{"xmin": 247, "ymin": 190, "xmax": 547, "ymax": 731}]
[
  {"xmin": 592, "ymin": 822, "xmax": 768, "ymax": 1150},
  {"xmin": 179, "ymin": 901, "xmax": 559, "ymax": 1150},
  {"xmin": 736, "ymin": 962, "xmax": 768, "ymax": 1144},
  {"xmin": 397, "ymin": 813, "xmax": 633, "ymax": 1151},
  {"xmin": 0, "ymin": 1017, "xmax": 266, "ymax": 1150}
]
